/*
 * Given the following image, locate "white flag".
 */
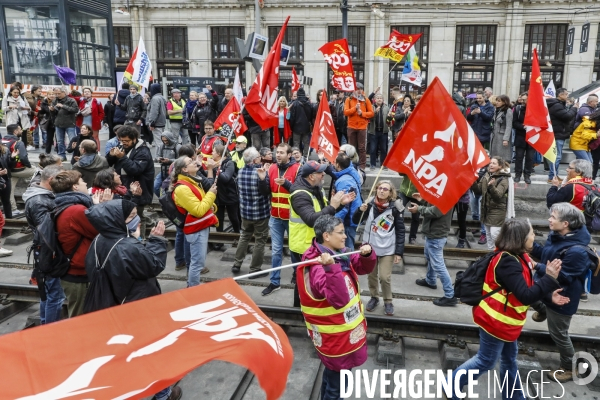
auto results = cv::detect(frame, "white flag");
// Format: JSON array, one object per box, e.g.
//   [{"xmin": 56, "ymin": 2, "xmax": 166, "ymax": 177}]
[
  {"xmin": 233, "ymin": 67, "xmax": 244, "ymax": 105},
  {"xmin": 401, "ymin": 47, "xmax": 422, "ymax": 88},
  {"xmin": 544, "ymin": 80, "xmax": 556, "ymax": 98},
  {"xmin": 131, "ymin": 37, "xmax": 152, "ymax": 89}
]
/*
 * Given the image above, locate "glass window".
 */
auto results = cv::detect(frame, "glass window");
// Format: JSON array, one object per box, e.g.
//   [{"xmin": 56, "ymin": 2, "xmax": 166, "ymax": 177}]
[
  {"xmin": 69, "ymin": 8, "xmax": 109, "ymax": 46},
  {"xmin": 389, "ymin": 25, "xmax": 430, "ymax": 94},
  {"xmin": 4, "ymin": 6, "xmax": 60, "ymax": 40},
  {"xmin": 268, "ymin": 26, "xmax": 304, "ymax": 60},
  {"xmin": 211, "ymin": 26, "xmax": 244, "ymax": 59},
  {"xmin": 7, "ymin": 40, "xmax": 61, "ymax": 75},
  {"xmin": 156, "ymin": 27, "xmax": 188, "ymax": 59},
  {"xmin": 328, "ymin": 26, "xmax": 365, "ymax": 60},
  {"xmin": 455, "ymin": 25, "xmax": 496, "ymax": 61},
  {"xmin": 72, "ymin": 42, "xmax": 110, "ymax": 78},
  {"xmin": 113, "ymin": 26, "xmax": 132, "ymax": 59},
  {"xmin": 520, "ymin": 24, "xmax": 567, "ymax": 93}
]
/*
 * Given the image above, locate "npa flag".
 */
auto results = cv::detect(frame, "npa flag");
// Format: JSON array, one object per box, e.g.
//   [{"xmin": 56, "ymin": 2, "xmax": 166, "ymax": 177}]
[
  {"xmin": 524, "ymin": 48, "xmax": 557, "ymax": 162},
  {"xmin": 291, "ymin": 67, "xmax": 301, "ymax": 92},
  {"xmin": 122, "ymin": 37, "xmax": 152, "ymax": 89},
  {"xmin": 383, "ymin": 77, "xmax": 489, "ymax": 214},
  {"xmin": 0, "ymin": 279, "xmax": 293, "ymax": 399},
  {"xmin": 245, "ymin": 16, "xmax": 290, "ymax": 130},
  {"xmin": 319, "ymin": 39, "xmax": 356, "ymax": 92},
  {"xmin": 214, "ymin": 95, "xmax": 248, "ymax": 139},
  {"xmin": 310, "ymin": 90, "xmax": 339, "ymax": 163},
  {"xmin": 401, "ymin": 47, "xmax": 422, "ymax": 87},
  {"xmin": 545, "ymin": 80, "xmax": 556, "ymax": 98},
  {"xmin": 374, "ymin": 30, "xmax": 422, "ymax": 62}
]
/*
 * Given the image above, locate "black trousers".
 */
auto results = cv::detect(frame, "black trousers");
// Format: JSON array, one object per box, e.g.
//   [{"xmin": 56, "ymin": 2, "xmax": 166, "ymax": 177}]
[
  {"xmin": 45, "ymin": 125, "xmax": 55, "ymax": 155},
  {"xmin": 291, "ymin": 251, "xmax": 301, "ymax": 308},
  {"xmin": 0, "ymin": 179, "xmax": 12, "ymax": 219},
  {"xmin": 514, "ymin": 145, "xmax": 535, "ymax": 177},
  {"xmin": 189, "ymin": 131, "xmax": 199, "ymax": 147},
  {"xmin": 400, "ymin": 193, "xmax": 420, "ymax": 239},
  {"xmin": 455, "ymin": 202, "xmax": 468, "ymax": 240},
  {"xmin": 215, "ymin": 202, "xmax": 241, "ymax": 233},
  {"xmin": 592, "ymin": 147, "xmax": 600, "ymax": 179}
]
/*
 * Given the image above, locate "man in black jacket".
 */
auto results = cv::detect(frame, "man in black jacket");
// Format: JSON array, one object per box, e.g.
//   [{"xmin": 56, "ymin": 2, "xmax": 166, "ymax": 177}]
[
  {"xmin": 112, "ymin": 83, "xmax": 130, "ymax": 127},
  {"xmin": 116, "ymin": 85, "xmax": 146, "ymax": 134},
  {"xmin": 513, "ymin": 93, "xmax": 534, "ymax": 183},
  {"xmin": 546, "ymin": 88, "xmax": 579, "ymax": 182},
  {"xmin": 288, "ymin": 88, "xmax": 314, "ymax": 156},
  {"xmin": 108, "ymin": 126, "xmax": 155, "ymax": 238},
  {"xmin": 330, "ymin": 91, "xmax": 347, "ymax": 145}
]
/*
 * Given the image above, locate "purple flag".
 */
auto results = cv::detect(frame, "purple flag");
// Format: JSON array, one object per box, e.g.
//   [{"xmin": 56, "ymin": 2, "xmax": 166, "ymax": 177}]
[{"xmin": 53, "ymin": 65, "xmax": 77, "ymax": 85}]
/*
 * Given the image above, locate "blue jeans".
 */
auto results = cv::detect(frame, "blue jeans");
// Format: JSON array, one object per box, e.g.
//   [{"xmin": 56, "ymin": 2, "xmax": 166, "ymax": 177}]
[
  {"xmin": 572, "ymin": 149, "xmax": 592, "ymax": 163},
  {"xmin": 55, "ymin": 127, "xmax": 77, "ymax": 157},
  {"xmin": 469, "ymin": 191, "xmax": 486, "ymax": 235},
  {"xmin": 269, "ymin": 217, "xmax": 288, "ymax": 286},
  {"xmin": 154, "ymin": 173, "xmax": 165, "ymax": 198},
  {"xmin": 344, "ymin": 225, "xmax": 357, "ymax": 249},
  {"xmin": 452, "ymin": 328, "xmax": 525, "ymax": 400},
  {"xmin": 549, "ymin": 139, "xmax": 565, "ymax": 180},
  {"xmin": 40, "ymin": 277, "xmax": 65, "ymax": 324},
  {"xmin": 186, "ymin": 228, "xmax": 209, "ymax": 287},
  {"xmin": 175, "ymin": 226, "xmax": 191, "ymax": 267},
  {"xmin": 424, "ymin": 237, "xmax": 454, "ymax": 298},
  {"xmin": 321, "ymin": 367, "xmax": 345, "ymax": 400},
  {"xmin": 369, "ymin": 131, "xmax": 388, "ymax": 167},
  {"xmin": 155, "ymin": 387, "xmax": 171, "ymax": 400}
]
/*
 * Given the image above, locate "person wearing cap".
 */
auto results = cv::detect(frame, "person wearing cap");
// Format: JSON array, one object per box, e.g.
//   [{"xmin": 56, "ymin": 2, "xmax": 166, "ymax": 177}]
[
  {"xmin": 289, "ymin": 160, "xmax": 356, "ymax": 305},
  {"xmin": 287, "ymin": 87, "xmax": 314, "ymax": 156},
  {"xmin": 167, "ymin": 88, "xmax": 189, "ymax": 145},
  {"xmin": 344, "ymin": 82, "xmax": 374, "ymax": 170},
  {"xmin": 231, "ymin": 136, "xmax": 247, "ymax": 170}
]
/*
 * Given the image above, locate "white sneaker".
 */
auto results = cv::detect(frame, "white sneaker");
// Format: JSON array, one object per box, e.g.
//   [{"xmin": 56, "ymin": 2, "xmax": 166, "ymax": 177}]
[
  {"xmin": 26, "ymin": 145, "xmax": 35, "ymax": 151},
  {"xmin": 12, "ymin": 209, "xmax": 22, "ymax": 215},
  {"xmin": 0, "ymin": 248, "xmax": 13, "ymax": 257}
]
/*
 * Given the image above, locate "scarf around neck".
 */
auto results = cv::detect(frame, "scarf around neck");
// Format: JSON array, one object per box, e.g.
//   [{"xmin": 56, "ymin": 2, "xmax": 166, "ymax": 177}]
[{"xmin": 316, "ymin": 241, "xmax": 350, "ymax": 272}]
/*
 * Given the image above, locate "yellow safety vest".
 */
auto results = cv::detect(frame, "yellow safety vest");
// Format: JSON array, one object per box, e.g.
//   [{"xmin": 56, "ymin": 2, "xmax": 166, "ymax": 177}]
[
  {"xmin": 169, "ymin": 98, "xmax": 185, "ymax": 120},
  {"xmin": 289, "ymin": 189, "xmax": 327, "ymax": 254},
  {"xmin": 231, "ymin": 151, "xmax": 245, "ymax": 170}
]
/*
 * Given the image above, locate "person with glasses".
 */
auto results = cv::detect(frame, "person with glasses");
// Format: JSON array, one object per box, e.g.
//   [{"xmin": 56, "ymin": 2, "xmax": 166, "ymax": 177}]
[
  {"xmin": 353, "ymin": 180, "xmax": 404, "ymax": 315},
  {"xmin": 198, "ymin": 120, "xmax": 223, "ymax": 171},
  {"xmin": 546, "ymin": 159, "xmax": 593, "ymax": 212}
]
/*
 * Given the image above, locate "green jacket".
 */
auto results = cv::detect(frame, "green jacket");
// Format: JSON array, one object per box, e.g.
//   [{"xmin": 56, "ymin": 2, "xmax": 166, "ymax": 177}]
[
  {"xmin": 399, "ymin": 174, "xmax": 418, "ymax": 198},
  {"xmin": 471, "ymin": 170, "xmax": 510, "ymax": 226},
  {"xmin": 417, "ymin": 201, "xmax": 452, "ymax": 239}
]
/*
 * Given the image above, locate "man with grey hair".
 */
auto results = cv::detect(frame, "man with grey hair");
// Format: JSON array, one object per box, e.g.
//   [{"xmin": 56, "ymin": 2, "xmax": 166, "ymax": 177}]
[
  {"xmin": 573, "ymin": 94, "xmax": 598, "ymax": 128},
  {"xmin": 530, "ymin": 202, "xmax": 595, "ymax": 383},
  {"xmin": 484, "ymin": 87, "xmax": 493, "ymax": 99},
  {"xmin": 51, "ymin": 87, "xmax": 79, "ymax": 161},
  {"xmin": 231, "ymin": 147, "xmax": 271, "ymax": 277},
  {"xmin": 547, "ymin": 159, "xmax": 593, "ymax": 211}
]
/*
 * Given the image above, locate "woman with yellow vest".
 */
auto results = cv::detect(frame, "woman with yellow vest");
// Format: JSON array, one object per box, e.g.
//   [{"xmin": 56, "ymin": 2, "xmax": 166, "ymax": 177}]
[
  {"xmin": 297, "ymin": 214, "xmax": 376, "ymax": 400},
  {"xmin": 450, "ymin": 219, "xmax": 569, "ymax": 400},
  {"xmin": 171, "ymin": 156, "xmax": 218, "ymax": 287}
]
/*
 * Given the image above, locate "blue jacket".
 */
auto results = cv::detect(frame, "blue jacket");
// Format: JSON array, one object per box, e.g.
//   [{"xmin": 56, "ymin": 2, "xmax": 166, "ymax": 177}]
[
  {"xmin": 466, "ymin": 101, "xmax": 495, "ymax": 143},
  {"xmin": 531, "ymin": 227, "xmax": 593, "ymax": 316},
  {"xmin": 333, "ymin": 166, "xmax": 363, "ymax": 227}
]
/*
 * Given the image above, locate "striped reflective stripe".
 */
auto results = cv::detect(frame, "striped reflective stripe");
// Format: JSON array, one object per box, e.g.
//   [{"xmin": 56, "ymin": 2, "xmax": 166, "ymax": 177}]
[
  {"xmin": 305, "ymin": 314, "xmax": 364, "ymax": 334},
  {"xmin": 272, "ymin": 204, "xmax": 290, "ymax": 209},
  {"xmin": 478, "ymin": 300, "xmax": 526, "ymax": 326},
  {"xmin": 289, "ymin": 216, "xmax": 304, "ymax": 223},
  {"xmin": 185, "ymin": 213, "xmax": 215, "ymax": 226},
  {"xmin": 301, "ymin": 293, "xmax": 361, "ymax": 317},
  {"xmin": 272, "ymin": 193, "xmax": 290, "ymax": 198},
  {"xmin": 482, "ymin": 283, "xmax": 529, "ymax": 312}
]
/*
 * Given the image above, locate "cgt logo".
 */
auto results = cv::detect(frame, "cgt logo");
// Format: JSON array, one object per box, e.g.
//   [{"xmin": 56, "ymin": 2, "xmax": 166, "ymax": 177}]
[{"xmin": 573, "ymin": 351, "xmax": 599, "ymax": 386}]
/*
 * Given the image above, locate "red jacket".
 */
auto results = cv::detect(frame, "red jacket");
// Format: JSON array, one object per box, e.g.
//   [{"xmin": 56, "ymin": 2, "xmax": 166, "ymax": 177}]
[
  {"xmin": 274, "ymin": 108, "xmax": 292, "ymax": 146},
  {"xmin": 76, "ymin": 97, "xmax": 105, "ymax": 131},
  {"xmin": 56, "ymin": 204, "xmax": 99, "ymax": 276}
]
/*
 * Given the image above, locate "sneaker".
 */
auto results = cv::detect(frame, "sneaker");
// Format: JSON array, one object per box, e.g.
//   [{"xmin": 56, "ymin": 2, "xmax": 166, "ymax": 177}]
[
  {"xmin": 0, "ymin": 248, "xmax": 12, "ymax": 257},
  {"xmin": 456, "ymin": 238, "xmax": 466, "ymax": 248},
  {"xmin": 384, "ymin": 302, "xmax": 394, "ymax": 316},
  {"xmin": 248, "ymin": 271, "xmax": 269, "ymax": 279},
  {"xmin": 581, "ymin": 292, "xmax": 588, "ymax": 302},
  {"xmin": 415, "ymin": 278, "xmax": 437, "ymax": 290},
  {"xmin": 524, "ymin": 176, "xmax": 531, "ymax": 184},
  {"xmin": 514, "ymin": 175, "xmax": 521, "ymax": 183},
  {"xmin": 547, "ymin": 369, "xmax": 573, "ymax": 383},
  {"xmin": 200, "ymin": 267, "xmax": 209, "ymax": 275},
  {"xmin": 408, "ymin": 237, "xmax": 416, "ymax": 245},
  {"xmin": 262, "ymin": 283, "xmax": 280, "ymax": 296},
  {"xmin": 433, "ymin": 296, "xmax": 458, "ymax": 307},
  {"xmin": 174, "ymin": 263, "xmax": 186, "ymax": 271},
  {"xmin": 231, "ymin": 265, "xmax": 241, "ymax": 273},
  {"xmin": 26, "ymin": 145, "xmax": 35, "ymax": 151},
  {"xmin": 532, "ymin": 311, "xmax": 547, "ymax": 322},
  {"xmin": 478, "ymin": 234, "xmax": 487, "ymax": 245},
  {"xmin": 366, "ymin": 297, "xmax": 379, "ymax": 311},
  {"xmin": 12, "ymin": 209, "xmax": 23, "ymax": 216}
]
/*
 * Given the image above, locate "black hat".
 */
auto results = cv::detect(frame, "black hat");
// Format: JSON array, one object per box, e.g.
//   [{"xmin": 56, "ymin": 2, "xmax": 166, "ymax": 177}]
[{"xmin": 297, "ymin": 88, "xmax": 306, "ymax": 97}]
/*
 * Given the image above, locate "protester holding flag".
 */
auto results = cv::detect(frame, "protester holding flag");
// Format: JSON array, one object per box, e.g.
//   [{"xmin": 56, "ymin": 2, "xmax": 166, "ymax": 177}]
[
  {"xmin": 546, "ymin": 88, "xmax": 579, "ymax": 182},
  {"xmin": 190, "ymin": 87, "xmax": 219, "ymax": 146},
  {"xmin": 343, "ymin": 83, "xmax": 373, "ymax": 170}
]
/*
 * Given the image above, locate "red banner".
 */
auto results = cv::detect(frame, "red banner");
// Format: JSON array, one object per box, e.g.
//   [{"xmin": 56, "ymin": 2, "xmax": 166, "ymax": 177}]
[
  {"xmin": 374, "ymin": 30, "xmax": 422, "ymax": 62},
  {"xmin": 310, "ymin": 90, "xmax": 339, "ymax": 163},
  {"xmin": 524, "ymin": 48, "xmax": 557, "ymax": 162},
  {"xmin": 214, "ymin": 97, "xmax": 248, "ymax": 140},
  {"xmin": 383, "ymin": 77, "xmax": 489, "ymax": 214},
  {"xmin": 319, "ymin": 39, "xmax": 356, "ymax": 92},
  {"xmin": 0, "ymin": 279, "xmax": 293, "ymax": 399},
  {"xmin": 245, "ymin": 16, "xmax": 290, "ymax": 130},
  {"xmin": 291, "ymin": 66, "xmax": 300, "ymax": 92}
]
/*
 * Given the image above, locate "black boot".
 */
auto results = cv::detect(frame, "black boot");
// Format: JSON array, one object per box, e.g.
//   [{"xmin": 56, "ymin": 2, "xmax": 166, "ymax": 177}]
[
  {"xmin": 514, "ymin": 175, "xmax": 521, "ymax": 183},
  {"xmin": 456, "ymin": 238, "xmax": 466, "ymax": 248},
  {"xmin": 524, "ymin": 175, "xmax": 531, "ymax": 184}
]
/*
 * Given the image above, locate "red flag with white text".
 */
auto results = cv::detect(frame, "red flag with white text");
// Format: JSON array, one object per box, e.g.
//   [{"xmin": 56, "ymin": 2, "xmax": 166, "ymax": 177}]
[
  {"xmin": 291, "ymin": 67, "xmax": 300, "ymax": 92},
  {"xmin": 383, "ymin": 77, "xmax": 489, "ymax": 214},
  {"xmin": 310, "ymin": 90, "xmax": 339, "ymax": 163},
  {"xmin": 0, "ymin": 279, "xmax": 293, "ymax": 399},
  {"xmin": 214, "ymin": 96, "xmax": 248, "ymax": 140},
  {"xmin": 245, "ymin": 16, "xmax": 290, "ymax": 130},
  {"xmin": 319, "ymin": 39, "xmax": 356, "ymax": 92},
  {"xmin": 374, "ymin": 30, "xmax": 423, "ymax": 62}
]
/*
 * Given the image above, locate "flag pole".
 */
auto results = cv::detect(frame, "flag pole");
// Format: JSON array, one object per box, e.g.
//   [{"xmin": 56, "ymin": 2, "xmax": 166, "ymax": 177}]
[
  {"xmin": 376, "ymin": 59, "xmax": 402, "ymax": 92},
  {"xmin": 356, "ymin": 165, "xmax": 385, "ymax": 227},
  {"xmin": 233, "ymin": 250, "xmax": 362, "ymax": 280}
]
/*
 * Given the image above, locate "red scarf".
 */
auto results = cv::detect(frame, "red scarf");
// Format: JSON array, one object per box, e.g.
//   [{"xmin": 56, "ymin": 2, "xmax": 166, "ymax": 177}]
[{"xmin": 373, "ymin": 197, "xmax": 389, "ymax": 213}]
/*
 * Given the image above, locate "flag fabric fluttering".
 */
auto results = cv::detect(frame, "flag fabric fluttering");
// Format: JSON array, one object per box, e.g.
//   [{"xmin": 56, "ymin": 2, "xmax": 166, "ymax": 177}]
[
  {"xmin": 374, "ymin": 30, "xmax": 422, "ymax": 62},
  {"xmin": 545, "ymin": 80, "xmax": 556, "ymax": 98},
  {"xmin": 383, "ymin": 77, "xmax": 489, "ymax": 214},
  {"xmin": 319, "ymin": 39, "xmax": 356, "ymax": 92},
  {"xmin": 233, "ymin": 66, "xmax": 244, "ymax": 105},
  {"xmin": 291, "ymin": 67, "xmax": 301, "ymax": 92},
  {"xmin": 400, "ymin": 46, "xmax": 422, "ymax": 87},
  {"xmin": 245, "ymin": 16, "xmax": 290, "ymax": 130},
  {"xmin": 524, "ymin": 48, "xmax": 557, "ymax": 163},
  {"xmin": 53, "ymin": 65, "xmax": 77, "ymax": 85},
  {"xmin": 309, "ymin": 90, "xmax": 340, "ymax": 163},
  {"xmin": 122, "ymin": 37, "xmax": 153, "ymax": 89},
  {"xmin": 214, "ymin": 95, "xmax": 248, "ymax": 141}
]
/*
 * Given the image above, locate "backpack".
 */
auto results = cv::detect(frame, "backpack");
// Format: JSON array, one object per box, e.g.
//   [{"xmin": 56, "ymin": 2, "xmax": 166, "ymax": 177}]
[
  {"xmin": 1, "ymin": 137, "xmax": 24, "ymax": 172},
  {"xmin": 581, "ymin": 183, "xmax": 600, "ymax": 231},
  {"xmin": 158, "ymin": 180, "xmax": 201, "ymax": 228},
  {"xmin": 454, "ymin": 251, "xmax": 505, "ymax": 306},
  {"xmin": 558, "ymin": 245, "xmax": 600, "ymax": 295},
  {"xmin": 28, "ymin": 206, "xmax": 83, "ymax": 279}
]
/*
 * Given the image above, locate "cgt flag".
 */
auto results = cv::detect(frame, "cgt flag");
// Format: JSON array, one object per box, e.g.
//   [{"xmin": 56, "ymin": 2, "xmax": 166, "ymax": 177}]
[
  {"xmin": 383, "ymin": 77, "xmax": 489, "ymax": 214},
  {"xmin": 246, "ymin": 16, "xmax": 290, "ymax": 130},
  {"xmin": 319, "ymin": 39, "xmax": 356, "ymax": 92},
  {"xmin": 524, "ymin": 48, "xmax": 557, "ymax": 162},
  {"xmin": 0, "ymin": 279, "xmax": 293, "ymax": 400},
  {"xmin": 291, "ymin": 66, "xmax": 301, "ymax": 92},
  {"xmin": 214, "ymin": 95, "xmax": 248, "ymax": 140},
  {"xmin": 310, "ymin": 90, "xmax": 339, "ymax": 163},
  {"xmin": 374, "ymin": 30, "xmax": 422, "ymax": 62}
]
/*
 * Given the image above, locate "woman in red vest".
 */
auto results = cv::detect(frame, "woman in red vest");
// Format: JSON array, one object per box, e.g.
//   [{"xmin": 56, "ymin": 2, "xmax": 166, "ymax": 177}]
[
  {"xmin": 297, "ymin": 214, "xmax": 376, "ymax": 400},
  {"xmin": 450, "ymin": 219, "xmax": 569, "ymax": 400}
]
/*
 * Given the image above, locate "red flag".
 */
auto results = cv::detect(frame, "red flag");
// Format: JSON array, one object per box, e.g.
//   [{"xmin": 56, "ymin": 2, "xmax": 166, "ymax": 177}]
[
  {"xmin": 310, "ymin": 90, "xmax": 339, "ymax": 163},
  {"xmin": 383, "ymin": 77, "xmax": 489, "ymax": 214},
  {"xmin": 0, "ymin": 279, "xmax": 293, "ymax": 399},
  {"xmin": 319, "ymin": 39, "xmax": 356, "ymax": 92},
  {"xmin": 374, "ymin": 30, "xmax": 423, "ymax": 62},
  {"xmin": 291, "ymin": 67, "xmax": 300, "ymax": 92},
  {"xmin": 524, "ymin": 48, "xmax": 557, "ymax": 162},
  {"xmin": 245, "ymin": 16, "xmax": 290, "ymax": 130},
  {"xmin": 214, "ymin": 97, "xmax": 248, "ymax": 139}
]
